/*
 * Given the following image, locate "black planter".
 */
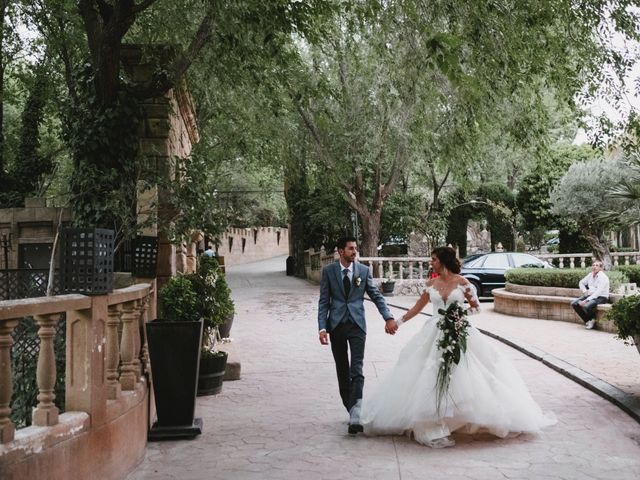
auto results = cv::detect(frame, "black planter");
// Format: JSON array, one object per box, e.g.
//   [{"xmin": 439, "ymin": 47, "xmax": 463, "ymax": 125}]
[
  {"xmin": 146, "ymin": 319, "xmax": 203, "ymax": 440},
  {"xmin": 197, "ymin": 351, "xmax": 228, "ymax": 396},
  {"xmin": 217, "ymin": 313, "xmax": 235, "ymax": 339},
  {"xmin": 381, "ymin": 281, "xmax": 395, "ymax": 296},
  {"xmin": 59, "ymin": 228, "xmax": 114, "ymax": 295}
]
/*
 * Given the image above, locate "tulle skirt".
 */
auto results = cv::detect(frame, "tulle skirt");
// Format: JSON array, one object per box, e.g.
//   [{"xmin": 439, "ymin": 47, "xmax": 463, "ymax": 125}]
[{"xmin": 361, "ymin": 319, "xmax": 556, "ymax": 444}]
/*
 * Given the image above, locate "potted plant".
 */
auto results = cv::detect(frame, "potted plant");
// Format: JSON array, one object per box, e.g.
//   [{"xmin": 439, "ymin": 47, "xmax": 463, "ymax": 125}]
[
  {"xmin": 606, "ymin": 295, "xmax": 640, "ymax": 354},
  {"xmin": 191, "ymin": 256, "xmax": 235, "ymax": 395},
  {"xmin": 147, "ymin": 275, "xmax": 204, "ymax": 439},
  {"xmin": 381, "ymin": 276, "xmax": 396, "ymax": 296}
]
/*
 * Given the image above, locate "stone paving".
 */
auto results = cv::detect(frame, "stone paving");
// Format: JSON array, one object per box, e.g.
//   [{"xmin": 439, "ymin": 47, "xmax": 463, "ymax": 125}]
[{"xmin": 127, "ymin": 256, "xmax": 640, "ymax": 480}]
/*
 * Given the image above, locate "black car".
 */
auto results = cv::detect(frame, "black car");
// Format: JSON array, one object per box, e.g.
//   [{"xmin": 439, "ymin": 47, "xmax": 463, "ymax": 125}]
[{"xmin": 461, "ymin": 252, "xmax": 552, "ymax": 297}]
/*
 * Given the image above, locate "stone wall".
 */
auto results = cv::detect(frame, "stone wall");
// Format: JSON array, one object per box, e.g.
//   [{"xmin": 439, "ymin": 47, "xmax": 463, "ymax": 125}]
[
  {"xmin": 217, "ymin": 227, "xmax": 289, "ymax": 267},
  {"xmin": 0, "ymin": 197, "xmax": 72, "ymax": 269}
]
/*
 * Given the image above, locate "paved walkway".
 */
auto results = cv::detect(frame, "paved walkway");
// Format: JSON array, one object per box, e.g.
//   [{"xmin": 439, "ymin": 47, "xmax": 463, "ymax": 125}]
[{"xmin": 127, "ymin": 256, "xmax": 640, "ymax": 480}]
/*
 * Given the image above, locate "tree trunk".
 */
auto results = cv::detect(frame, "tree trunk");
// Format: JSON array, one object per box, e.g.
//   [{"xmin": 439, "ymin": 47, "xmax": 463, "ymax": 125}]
[
  {"xmin": 360, "ymin": 212, "xmax": 381, "ymax": 258},
  {"xmin": 284, "ymin": 148, "xmax": 309, "ymax": 278},
  {"xmin": 95, "ymin": 42, "xmax": 122, "ymax": 107},
  {"xmin": 585, "ymin": 231, "xmax": 613, "ymax": 270},
  {"xmin": 0, "ymin": 0, "xmax": 6, "ymax": 176}
]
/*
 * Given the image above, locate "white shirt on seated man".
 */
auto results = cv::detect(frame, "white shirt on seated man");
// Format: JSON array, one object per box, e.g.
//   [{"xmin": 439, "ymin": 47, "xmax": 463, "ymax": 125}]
[{"xmin": 571, "ymin": 260, "xmax": 609, "ymax": 330}]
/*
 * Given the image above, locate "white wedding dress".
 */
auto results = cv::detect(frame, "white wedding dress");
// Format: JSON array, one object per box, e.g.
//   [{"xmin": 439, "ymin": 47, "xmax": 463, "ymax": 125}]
[{"xmin": 361, "ymin": 284, "xmax": 555, "ymax": 446}]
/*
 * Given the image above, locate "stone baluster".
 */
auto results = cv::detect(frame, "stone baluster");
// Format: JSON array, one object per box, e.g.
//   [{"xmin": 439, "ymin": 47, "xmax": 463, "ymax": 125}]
[
  {"xmin": 399, "ymin": 263, "xmax": 404, "ymax": 280},
  {"xmin": 569, "ymin": 256, "xmax": 575, "ymax": 269},
  {"xmin": 625, "ymin": 255, "xmax": 630, "ymax": 266},
  {"xmin": 106, "ymin": 304, "xmax": 122, "ymax": 400},
  {"xmin": 32, "ymin": 314, "xmax": 60, "ymax": 426},
  {"xmin": 133, "ymin": 299, "xmax": 145, "ymax": 379},
  {"xmin": 119, "ymin": 300, "xmax": 139, "ymax": 390},
  {"xmin": 580, "ymin": 257, "xmax": 586, "ymax": 268},
  {"xmin": 386, "ymin": 261, "xmax": 392, "ymax": 280},
  {"xmin": 0, "ymin": 319, "xmax": 19, "ymax": 443},
  {"xmin": 140, "ymin": 295, "xmax": 151, "ymax": 376},
  {"xmin": 613, "ymin": 254, "xmax": 619, "ymax": 267},
  {"xmin": 408, "ymin": 262, "xmax": 414, "ymax": 280},
  {"xmin": 418, "ymin": 262, "xmax": 424, "ymax": 280}
]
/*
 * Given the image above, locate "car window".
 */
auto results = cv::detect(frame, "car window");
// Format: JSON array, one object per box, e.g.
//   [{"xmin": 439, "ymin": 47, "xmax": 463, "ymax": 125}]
[
  {"xmin": 512, "ymin": 253, "xmax": 544, "ymax": 268},
  {"xmin": 462, "ymin": 255, "xmax": 485, "ymax": 268},
  {"xmin": 482, "ymin": 254, "xmax": 510, "ymax": 268}
]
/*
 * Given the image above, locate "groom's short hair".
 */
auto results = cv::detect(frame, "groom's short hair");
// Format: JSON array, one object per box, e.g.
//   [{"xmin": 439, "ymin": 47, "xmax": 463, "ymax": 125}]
[{"xmin": 336, "ymin": 236, "xmax": 357, "ymax": 250}]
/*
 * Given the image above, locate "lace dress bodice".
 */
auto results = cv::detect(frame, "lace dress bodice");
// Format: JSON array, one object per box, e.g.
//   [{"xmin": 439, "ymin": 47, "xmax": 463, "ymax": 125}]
[
  {"xmin": 425, "ymin": 283, "xmax": 479, "ymax": 316},
  {"xmin": 426, "ymin": 285, "xmax": 467, "ymax": 312}
]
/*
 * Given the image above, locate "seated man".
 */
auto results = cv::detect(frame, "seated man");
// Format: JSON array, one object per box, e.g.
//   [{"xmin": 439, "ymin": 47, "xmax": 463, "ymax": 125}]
[{"xmin": 571, "ymin": 260, "xmax": 609, "ymax": 330}]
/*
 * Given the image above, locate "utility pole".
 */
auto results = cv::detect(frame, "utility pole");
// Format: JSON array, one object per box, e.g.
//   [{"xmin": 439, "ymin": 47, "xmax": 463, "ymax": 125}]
[{"xmin": 1, "ymin": 234, "xmax": 11, "ymax": 270}]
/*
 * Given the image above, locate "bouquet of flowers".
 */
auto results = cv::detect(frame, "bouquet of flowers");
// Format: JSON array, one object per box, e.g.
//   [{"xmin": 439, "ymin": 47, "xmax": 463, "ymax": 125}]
[{"xmin": 435, "ymin": 301, "xmax": 471, "ymax": 412}]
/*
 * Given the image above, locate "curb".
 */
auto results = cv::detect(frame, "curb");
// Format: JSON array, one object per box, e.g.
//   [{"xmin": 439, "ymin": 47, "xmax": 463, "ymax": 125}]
[{"xmin": 383, "ymin": 299, "xmax": 640, "ymax": 425}]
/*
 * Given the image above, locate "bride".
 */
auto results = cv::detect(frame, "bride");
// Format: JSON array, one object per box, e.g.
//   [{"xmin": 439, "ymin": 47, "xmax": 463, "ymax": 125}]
[{"xmin": 361, "ymin": 246, "xmax": 555, "ymax": 448}]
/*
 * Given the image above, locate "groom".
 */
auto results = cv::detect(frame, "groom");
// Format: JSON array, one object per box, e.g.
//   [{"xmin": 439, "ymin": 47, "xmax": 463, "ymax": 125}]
[{"xmin": 318, "ymin": 236, "xmax": 397, "ymax": 434}]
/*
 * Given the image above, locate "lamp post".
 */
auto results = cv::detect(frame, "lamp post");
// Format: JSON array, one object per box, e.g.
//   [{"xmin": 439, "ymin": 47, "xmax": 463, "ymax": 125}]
[
  {"xmin": 1, "ymin": 234, "xmax": 11, "ymax": 270},
  {"xmin": 351, "ymin": 212, "xmax": 360, "ymax": 244}
]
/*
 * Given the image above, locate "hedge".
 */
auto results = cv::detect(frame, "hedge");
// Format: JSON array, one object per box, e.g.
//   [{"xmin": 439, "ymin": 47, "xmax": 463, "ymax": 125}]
[
  {"xmin": 505, "ymin": 268, "xmax": 628, "ymax": 292},
  {"xmin": 614, "ymin": 265, "xmax": 640, "ymax": 285}
]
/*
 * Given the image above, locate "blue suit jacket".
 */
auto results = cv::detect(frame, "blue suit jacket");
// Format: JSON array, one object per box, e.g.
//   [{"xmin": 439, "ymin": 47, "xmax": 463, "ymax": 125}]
[{"xmin": 317, "ymin": 261, "xmax": 392, "ymax": 333}]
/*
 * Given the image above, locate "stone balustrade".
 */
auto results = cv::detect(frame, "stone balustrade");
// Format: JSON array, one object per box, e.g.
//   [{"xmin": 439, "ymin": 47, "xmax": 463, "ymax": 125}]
[
  {"xmin": 536, "ymin": 251, "xmax": 640, "ymax": 268},
  {"xmin": 302, "ymin": 251, "xmax": 640, "ymax": 294},
  {"xmin": 304, "ymin": 247, "xmax": 337, "ymax": 283},
  {"xmin": 0, "ymin": 282, "xmax": 154, "ymax": 480}
]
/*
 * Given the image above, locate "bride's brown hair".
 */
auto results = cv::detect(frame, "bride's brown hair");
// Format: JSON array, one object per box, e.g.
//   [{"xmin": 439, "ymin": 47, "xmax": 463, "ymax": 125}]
[{"xmin": 432, "ymin": 246, "xmax": 461, "ymax": 274}]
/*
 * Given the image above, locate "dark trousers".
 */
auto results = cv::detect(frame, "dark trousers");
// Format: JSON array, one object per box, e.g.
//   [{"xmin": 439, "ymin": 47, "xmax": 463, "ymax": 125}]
[
  {"xmin": 571, "ymin": 296, "xmax": 608, "ymax": 322},
  {"xmin": 329, "ymin": 320, "xmax": 366, "ymax": 412}
]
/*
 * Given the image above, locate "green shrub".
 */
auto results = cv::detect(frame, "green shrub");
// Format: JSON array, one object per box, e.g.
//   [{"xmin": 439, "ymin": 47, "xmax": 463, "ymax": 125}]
[
  {"xmin": 159, "ymin": 257, "xmax": 235, "ymax": 351},
  {"xmin": 614, "ymin": 265, "xmax": 640, "ymax": 284},
  {"xmin": 606, "ymin": 295, "xmax": 640, "ymax": 342},
  {"xmin": 505, "ymin": 268, "xmax": 628, "ymax": 292},
  {"xmin": 159, "ymin": 275, "xmax": 200, "ymax": 322}
]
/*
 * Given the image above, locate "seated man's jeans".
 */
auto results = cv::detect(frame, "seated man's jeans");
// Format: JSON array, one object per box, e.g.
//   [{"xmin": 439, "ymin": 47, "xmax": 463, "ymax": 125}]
[{"xmin": 571, "ymin": 296, "xmax": 608, "ymax": 322}]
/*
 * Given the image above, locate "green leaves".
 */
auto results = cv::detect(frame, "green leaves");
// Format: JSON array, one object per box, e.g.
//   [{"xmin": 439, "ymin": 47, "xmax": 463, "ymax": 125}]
[{"xmin": 606, "ymin": 295, "xmax": 640, "ymax": 342}]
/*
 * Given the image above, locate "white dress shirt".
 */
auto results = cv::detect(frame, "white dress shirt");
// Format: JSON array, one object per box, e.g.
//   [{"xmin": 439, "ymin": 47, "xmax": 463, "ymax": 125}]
[{"xmin": 579, "ymin": 271, "xmax": 610, "ymax": 301}]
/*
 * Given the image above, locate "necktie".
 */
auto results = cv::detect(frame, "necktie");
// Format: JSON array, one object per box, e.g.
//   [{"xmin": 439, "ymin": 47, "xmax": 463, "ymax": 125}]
[{"xmin": 343, "ymin": 268, "xmax": 351, "ymax": 297}]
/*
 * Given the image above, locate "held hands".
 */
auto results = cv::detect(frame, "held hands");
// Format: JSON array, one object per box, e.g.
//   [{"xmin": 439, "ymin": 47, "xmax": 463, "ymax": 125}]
[
  {"xmin": 319, "ymin": 330, "xmax": 329, "ymax": 345},
  {"xmin": 385, "ymin": 318, "xmax": 399, "ymax": 335}
]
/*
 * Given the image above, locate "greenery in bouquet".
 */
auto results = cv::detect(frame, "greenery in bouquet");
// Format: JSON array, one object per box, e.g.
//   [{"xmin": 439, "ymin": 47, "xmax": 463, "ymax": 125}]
[{"xmin": 435, "ymin": 301, "xmax": 470, "ymax": 412}]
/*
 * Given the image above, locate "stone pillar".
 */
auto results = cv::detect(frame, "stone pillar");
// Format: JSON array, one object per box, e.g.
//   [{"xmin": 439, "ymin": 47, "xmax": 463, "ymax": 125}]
[
  {"xmin": 121, "ymin": 45, "xmax": 200, "ymax": 310},
  {"xmin": 0, "ymin": 319, "xmax": 19, "ymax": 443},
  {"xmin": 119, "ymin": 300, "xmax": 139, "ymax": 390},
  {"xmin": 32, "ymin": 314, "xmax": 60, "ymax": 426},
  {"xmin": 106, "ymin": 304, "xmax": 123, "ymax": 400},
  {"xmin": 65, "ymin": 296, "xmax": 107, "ymax": 427}
]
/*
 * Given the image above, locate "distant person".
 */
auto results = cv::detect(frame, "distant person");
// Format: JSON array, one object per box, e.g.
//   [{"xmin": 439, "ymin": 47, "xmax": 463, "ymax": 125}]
[
  {"xmin": 571, "ymin": 260, "xmax": 609, "ymax": 330},
  {"xmin": 203, "ymin": 245, "xmax": 216, "ymax": 257}
]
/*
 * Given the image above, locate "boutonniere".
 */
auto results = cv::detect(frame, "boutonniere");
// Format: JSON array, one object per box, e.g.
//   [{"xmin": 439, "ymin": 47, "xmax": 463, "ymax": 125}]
[{"xmin": 354, "ymin": 276, "xmax": 362, "ymax": 287}]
